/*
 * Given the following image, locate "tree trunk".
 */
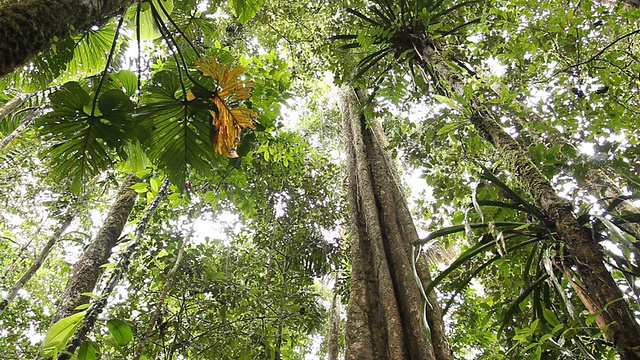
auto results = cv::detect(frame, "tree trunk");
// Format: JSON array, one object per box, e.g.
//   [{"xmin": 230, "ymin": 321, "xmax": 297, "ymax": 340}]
[
  {"xmin": 327, "ymin": 272, "xmax": 341, "ymax": 360},
  {"xmin": 58, "ymin": 177, "xmax": 168, "ymax": 359},
  {"xmin": 470, "ymin": 110, "xmax": 640, "ymax": 359},
  {"xmin": 0, "ymin": 93, "xmax": 28, "ymax": 121},
  {"xmin": 51, "ymin": 173, "xmax": 139, "ymax": 324},
  {"xmin": 410, "ymin": 37, "xmax": 640, "ymax": 359},
  {"xmin": 339, "ymin": 86, "xmax": 452, "ymax": 360},
  {"xmin": 0, "ymin": 200, "xmax": 78, "ymax": 316},
  {"xmin": 0, "ymin": 0, "xmax": 136, "ymax": 77}
]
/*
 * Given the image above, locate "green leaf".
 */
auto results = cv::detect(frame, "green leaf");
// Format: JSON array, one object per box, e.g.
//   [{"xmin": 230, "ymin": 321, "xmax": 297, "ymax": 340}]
[
  {"xmin": 106, "ymin": 319, "xmax": 133, "ymax": 346},
  {"xmin": 229, "ymin": 0, "xmax": 265, "ymax": 23},
  {"xmin": 126, "ymin": 0, "xmax": 174, "ymax": 40},
  {"xmin": 130, "ymin": 182, "xmax": 149, "ymax": 193},
  {"xmin": 436, "ymin": 121, "xmax": 462, "ymax": 135},
  {"xmin": 41, "ymin": 311, "xmax": 86, "ymax": 357},
  {"xmin": 150, "ymin": 177, "xmax": 161, "ymax": 193},
  {"xmin": 57, "ymin": 23, "xmax": 120, "ymax": 82},
  {"xmin": 80, "ymin": 292, "xmax": 100, "ymax": 299},
  {"xmin": 477, "ymin": 163, "xmax": 544, "ymax": 219},
  {"xmin": 77, "ymin": 341, "xmax": 98, "ymax": 360},
  {"xmin": 37, "ymin": 83, "xmax": 135, "ymax": 192},
  {"xmin": 417, "ymin": 221, "xmax": 526, "ymax": 244},
  {"xmin": 499, "ymin": 275, "xmax": 550, "ymax": 336},
  {"xmin": 136, "ymin": 71, "xmax": 219, "ymax": 189},
  {"xmin": 542, "ymin": 308, "xmax": 561, "ymax": 327},
  {"xmin": 434, "ymin": 94, "xmax": 463, "ymax": 110},
  {"xmin": 104, "ymin": 70, "xmax": 139, "ymax": 96}
]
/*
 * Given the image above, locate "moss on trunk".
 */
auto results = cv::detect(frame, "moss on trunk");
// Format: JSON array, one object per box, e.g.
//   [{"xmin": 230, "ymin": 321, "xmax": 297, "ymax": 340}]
[
  {"xmin": 51, "ymin": 174, "xmax": 139, "ymax": 323},
  {"xmin": 470, "ymin": 110, "xmax": 640, "ymax": 359},
  {"xmin": 0, "ymin": 0, "xmax": 136, "ymax": 77},
  {"xmin": 408, "ymin": 30, "xmax": 640, "ymax": 357}
]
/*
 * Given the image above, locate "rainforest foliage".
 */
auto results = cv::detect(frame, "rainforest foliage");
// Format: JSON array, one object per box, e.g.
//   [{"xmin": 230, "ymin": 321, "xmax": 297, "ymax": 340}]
[{"xmin": 1, "ymin": 0, "xmax": 640, "ymax": 359}]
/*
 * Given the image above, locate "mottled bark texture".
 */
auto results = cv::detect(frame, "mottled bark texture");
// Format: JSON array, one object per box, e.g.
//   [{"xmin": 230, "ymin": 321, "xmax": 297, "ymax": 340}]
[
  {"xmin": 0, "ymin": 0, "xmax": 136, "ymax": 77},
  {"xmin": 408, "ymin": 31, "xmax": 640, "ymax": 358},
  {"xmin": 470, "ymin": 111, "xmax": 640, "ymax": 359},
  {"xmin": 51, "ymin": 174, "xmax": 139, "ymax": 324},
  {"xmin": 339, "ymin": 86, "xmax": 452, "ymax": 360},
  {"xmin": 327, "ymin": 285, "xmax": 342, "ymax": 360}
]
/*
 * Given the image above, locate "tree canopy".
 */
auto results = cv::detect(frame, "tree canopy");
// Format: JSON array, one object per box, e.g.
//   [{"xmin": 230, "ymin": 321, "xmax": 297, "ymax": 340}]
[{"xmin": 2, "ymin": 0, "xmax": 640, "ymax": 359}]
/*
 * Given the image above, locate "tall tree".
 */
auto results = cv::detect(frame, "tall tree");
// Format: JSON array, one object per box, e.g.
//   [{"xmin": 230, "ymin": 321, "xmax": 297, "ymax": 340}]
[
  {"xmin": 338, "ymin": 1, "xmax": 640, "ymax": 357},
  {"xmin": 51, "ymin": 174, "xmax": 139, "ymax": 324},
  {"xmin": 339, "ymin": 86, "xmax": 451, "ymax": 360}
]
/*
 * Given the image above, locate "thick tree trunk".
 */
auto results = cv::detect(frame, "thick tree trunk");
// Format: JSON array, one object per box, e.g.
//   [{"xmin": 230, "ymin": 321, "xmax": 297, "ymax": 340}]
[
  {"xmin": 59, "ymin": 177, "xmax": 169, "ymax": 359},
  {"xmin": 0, "ymin": 0, "xmax": 136, "ymax": 77},
  {"xmin": 51, "ymin": 174, "xmax": 139, "ymax": 324},
  {"xmin": 410, "ymin": 37, "xmax": 640, "ymax": 358},
  {"xmin": 339, "ymin": 86, "xmax": 452, "ymax": 360}
]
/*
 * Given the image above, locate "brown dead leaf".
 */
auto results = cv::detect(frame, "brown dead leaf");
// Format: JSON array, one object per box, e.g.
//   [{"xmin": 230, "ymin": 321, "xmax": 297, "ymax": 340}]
[{"xmin": 193, "ymin": 57, "xmax": 258, "ymax": 157}]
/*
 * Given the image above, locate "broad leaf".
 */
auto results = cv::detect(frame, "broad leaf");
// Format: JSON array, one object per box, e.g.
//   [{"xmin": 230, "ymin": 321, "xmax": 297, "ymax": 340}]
[
  {"xmin": 77, "ymin": 341, "xmax": 98, "ymax": 360},
  {"xmin": 125, "ymin": 0, "xmax": 175, "ymax": 40},
  {"xmin": 136, "ymin": 70, "xmax": 219, "ymax": 188},
  {"xmin": 106, "ymin": 319, "xmax": 133, "ymax": 346},
  {"xmin": 104, "ymin": 70, "xmax": 139, "ymax": 96},
  {"xmin": 41, "ymin": 311, "xmax": 86, "ymax": 357},
  {"xmin": 57, "ymin": 23, "xmax": 120, "ymax": 83},
  {"xmin": 228, "ymin": 0, "xmax": 265, "ymax": 23},
  {"xmin": 37, "ymin": 82, "xmax": 135, "ymax": 193}
]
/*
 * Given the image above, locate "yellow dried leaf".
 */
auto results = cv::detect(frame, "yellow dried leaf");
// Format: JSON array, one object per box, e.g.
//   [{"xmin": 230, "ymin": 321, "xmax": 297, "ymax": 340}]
[{"xmin": 193, "ymin": 57, "xmax": 259, "ymax": 157}]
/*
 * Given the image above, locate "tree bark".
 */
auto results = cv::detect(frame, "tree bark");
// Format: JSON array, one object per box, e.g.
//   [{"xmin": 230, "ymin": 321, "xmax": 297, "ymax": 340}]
[
  {"xmin": 409, "ymin": 36, "xmax": 640, "ymax": 359},
  {"xmin": 58, "ymin": 177, "xmax": 169, "ymax": 359},
  {"xmin": 469, "ymin": 110, "xmax": 640, "ymax": 359},
  {"xmin": 327, "ymin": 270, "xmax": 342, "ymax": 360},
  {"xmin": 0, "ymin": 0, "xmax": 136, "ymax": 77},
  {"xmin": 0, "ymin": 201, "xmax": 77, "ymax": 315},
  {"xmin": 51, "ymin": 173, "xmax": 139, "ymax": 324},
  {"xmin": 0, "ymin": 93, "xmax": 28, "ymax": 121},
  {"xmin": 339, "ymin": 86, "xmax": 452, "ymax": 360}
]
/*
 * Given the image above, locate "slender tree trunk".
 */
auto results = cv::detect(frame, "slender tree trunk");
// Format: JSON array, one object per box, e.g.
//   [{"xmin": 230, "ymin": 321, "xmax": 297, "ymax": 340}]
[
  {"xmin": 0, "ymin": 0, "xmax": 136, "ymax": 77},
  {"xmin": 339, "ymin": 86, "xmax": 452, "ymax": 360},
  {"xmin": 51, "ymin": 174, "xmax": 140, "ymax": 324},
  {"xmin": 327, "ymin": 271, "xmax": 341, "ymax": 360},
  {"xmin": 470, "ymin": 110, "xmax": 640, "ymax": 358},
  {"xmin": 133, "ymin": 199, "xmax": 201, "ymax": 360},
  {"xmin": 133, "ymin": 236, "xmax": 186, "ymax": 360},
  {"xmin": 410, "ymin": 37, "xmax": 640, "ymax": 359},
  {"xmin": 0, "ymin": 201, "xmax": 78, "ymax": 316},
  {"xmin": 0, "ymin": 93, "xmax": 28, "ymax": 121},
  {"xmin": 0, "ymin": 108, "xmax": 41, "ymax": 148}
]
